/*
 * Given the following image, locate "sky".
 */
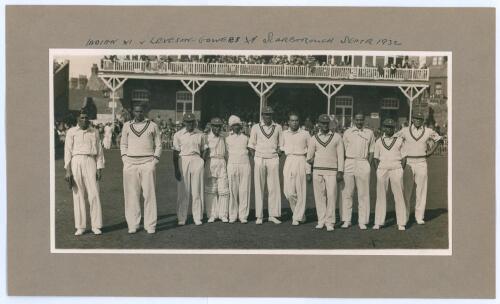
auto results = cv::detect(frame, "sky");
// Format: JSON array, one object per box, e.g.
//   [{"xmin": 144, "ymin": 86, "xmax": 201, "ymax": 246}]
[{"xmin": 55, "ymin": 55, "xmax": 101, "ymax": 78}]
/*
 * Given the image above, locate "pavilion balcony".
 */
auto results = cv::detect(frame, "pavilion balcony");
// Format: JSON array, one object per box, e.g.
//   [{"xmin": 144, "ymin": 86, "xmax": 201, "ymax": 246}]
[{"xmin": 100, "ymin": 60, "xmax": 430, "ymax": 82}]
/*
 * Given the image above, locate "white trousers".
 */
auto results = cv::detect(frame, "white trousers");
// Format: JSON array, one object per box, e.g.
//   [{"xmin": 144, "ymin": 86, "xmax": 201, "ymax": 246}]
[
  {"xmin": 283, "ymin": 155, "xmax": 307, "ymax": 222},
  {"xmin": 227, "ymin": 163, "xmax": 251, "ymax": 222},
  {"xmin": 254, "ymin": 157, "xmax": 281, "ymax": 219},
  {"xmin": 103, "ymin": 135, "xmax": 112, "ymax": 149},
  {"xmin": 341, "ymin": 159, "xmax": 371, "ymax": 225},
  {"xmin": 313, "ymin": 172, "xmax": 337, "ymax": 226},
  {"xmin": 176, "ymin": 178, "xmax": 186, "ymax": 222},
  {"xmin": 177, "ymin": 155, "xmax": 205, "ymax": 223},
  {"xmin": 71, "ymin": 155, "xmax": 102, "ymax": 230},
  {"xmin": 205, "ymin": 159, "xmax": 230, "ymax": 220},
  {"xmin": 374, "ymin": 168, "xmax": 407, "ymax": 226},
  {"xmin": 123, "ymin": 161, "xmax": 157, "ymax": 231},
  {"xmin": 404, "ymin": 161, "xmax": 428, "ymax": 222}
]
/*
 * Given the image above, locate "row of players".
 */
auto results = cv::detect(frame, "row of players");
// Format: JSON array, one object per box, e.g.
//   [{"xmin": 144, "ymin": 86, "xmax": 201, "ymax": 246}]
[{"xmin": 63, "ymin": 104, "xmax": 442, "ymax": 235}]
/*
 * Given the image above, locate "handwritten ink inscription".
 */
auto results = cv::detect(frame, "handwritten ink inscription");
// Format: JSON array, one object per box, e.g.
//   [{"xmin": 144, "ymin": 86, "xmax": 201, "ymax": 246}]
[{"xmin": 84, "ymin": 33, "xmax": 403, "ymax": 47}]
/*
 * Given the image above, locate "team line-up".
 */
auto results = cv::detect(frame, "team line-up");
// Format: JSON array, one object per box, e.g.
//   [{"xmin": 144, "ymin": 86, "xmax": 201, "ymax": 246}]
[{"xmin": 63, "ymin": 104, "xmax": 443, "ymax": 236}]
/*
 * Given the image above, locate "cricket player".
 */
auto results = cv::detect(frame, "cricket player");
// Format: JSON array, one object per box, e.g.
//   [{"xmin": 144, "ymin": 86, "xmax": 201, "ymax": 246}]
[
  {"xmin": 120, "ymin": 103, "xmax": 162, "ymax": 234},
  {"xmin": 340, "ymin": 113, "xmax": 375, "ymax": 230},
  {"xmin": 307, "ymin": 114, "xmax": 344, "ymax": 231},
  {"xmin": 373, "ymin": 119, "xmax": 407, "ymax": 231},
  {"xmin": 64, "ymin": 109, "xmax": 104, "ymax": 235},
  {"xmin": 172, "ymin": 123, "xmax": 186, "ymax": 226},
  {"xmin": 281, "ymin": 113, "xmax": 312, "ymax": 225},
  {"xmin": 173, "ymin": 113, "xmax": 207, "ymax": 226},
  {"xmin": 248, "ymin": 106, "xmax": 284, "ymax": 225},
  {"xmin": 225, "ymin": 115, "xmax": 251, "ymax": 223},
  {"xmin": 204, "ymin": 117, "xmax": 230, "ymax": 223},
  {"xmin": 397, "ymin": 112, "xmax": 443, "ymax": 224}
]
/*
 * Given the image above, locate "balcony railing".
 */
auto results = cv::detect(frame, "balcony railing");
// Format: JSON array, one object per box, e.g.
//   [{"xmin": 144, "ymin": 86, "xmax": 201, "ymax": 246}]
[{"xmin": 100, "ymin": 60, "xmax": 430, "ymax": 82}]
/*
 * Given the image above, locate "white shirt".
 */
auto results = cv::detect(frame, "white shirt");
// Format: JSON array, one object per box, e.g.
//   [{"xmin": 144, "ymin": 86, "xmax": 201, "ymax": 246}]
[
  {"xmin": 173, "ymin": 128, "xmax": 207, "ymax": 157},
  {"xmin": 396, "ymin": 125, "xmax": 442, "ymax": 162},
  {"xmin": 343, "ymin": 127, "xmax": 375, "ymax": 159},
  {"xmin": 281, "ymin": 128, "xmax": 310, "ymax": 155},
  {"xmin": 226, "ymin": 132, "xmax": 250, "ymax": 164},
  {"xmin": 248, "ymin": 122, "xmax": 283, "ymax": 159},
  {"xmin": 64, "ymin": 125, "xmax": 105, "ymax": 170},
  {"xmin": 104, "ymin": 125, "xmax": 113, "ymax": 137},
  {"xmin": 206, "ymin": 132, "xmax": 226, "ymax": 159},
  {"xmin": 374, "ymin": 135, "xmax": 406, "ymax": 170}
]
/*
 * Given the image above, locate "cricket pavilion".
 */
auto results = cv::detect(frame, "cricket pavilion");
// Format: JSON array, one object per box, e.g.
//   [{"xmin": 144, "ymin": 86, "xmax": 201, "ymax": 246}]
[{"xmin": 98, "ymin": 54, "xmax": 443, "ymax": 130}]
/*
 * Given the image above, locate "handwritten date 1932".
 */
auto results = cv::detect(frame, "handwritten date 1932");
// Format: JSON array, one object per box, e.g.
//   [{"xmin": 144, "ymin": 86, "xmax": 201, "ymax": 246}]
[{"xmin": 340, "ymin": 35, "xmax": 402, "ymax": 46}]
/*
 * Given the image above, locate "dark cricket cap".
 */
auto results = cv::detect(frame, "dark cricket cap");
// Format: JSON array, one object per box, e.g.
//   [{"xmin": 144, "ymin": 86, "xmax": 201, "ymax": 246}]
[
  {"xmin": 382, "ymin": 118, "xmax": 396, "ymax": 127},
  {"xmin": 183, "ymin": 113, "xmax": 196, "ymax": 122},
  {"xmin": 318, "ymin": 114, "xmax": 331, "ymax": 123},
  {"xmin": 210, "ymin": 117, "xmax": 223, "ymax": 125},
  {"xmin": 412, "ymin": 112, "xmax": 425, "ymax": 120},
  {"xmin": 262, "ymin": 106, "xmax": 274, "ymax": 114}
]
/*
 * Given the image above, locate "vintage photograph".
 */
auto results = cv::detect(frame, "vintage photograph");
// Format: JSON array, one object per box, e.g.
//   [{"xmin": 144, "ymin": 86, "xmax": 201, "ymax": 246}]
[{"xmin": 50, "ymin": 50, "xmax": 450, "ymax": 253}]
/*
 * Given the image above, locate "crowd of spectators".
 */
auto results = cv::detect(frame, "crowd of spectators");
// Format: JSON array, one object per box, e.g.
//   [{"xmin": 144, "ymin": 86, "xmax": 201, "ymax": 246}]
[
  {"xmin": 55, "ymin": 110, "xmax": 447, "ymax": 158},
  {"xmin": 102, "ymin": 55, "xmax": 429, "ymax": 69}
]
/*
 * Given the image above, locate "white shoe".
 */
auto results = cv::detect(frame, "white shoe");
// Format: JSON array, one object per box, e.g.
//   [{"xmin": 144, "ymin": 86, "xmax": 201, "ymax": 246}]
[
  {"xmin": 221, "ymin": 218, "xmax": 229, "ymax": 223},
  {"xmin": 74, "ymin": 229, "xmax": 85, "ymax": 236},
  {"xmin": 92, "ymin": 228, "xmax": 102, "ymax": 235},
  {"xmin": 229, "ymin": 220, "xmax": 236, "ymax": 224},
  {"xmin": 269, "ymin": 217, "xmax": 282, "ymax": 224},
  {"xmin": 177, "ymin": 221, "xmax": 186, "ymax": 226},
  {"xmin": 147, "ymin": 229, "xmax": 156, "ymax": 234},
  {"xmin": 255, "ymin": 218, "xmax": 263, "ymax": 225},
  {"xmin": 240, "ymin": 219, "xmax": 248, "ymax": 224},
  {"xmin": 398, "ymin": 225, "xmax": 406, "ymax": 231},
  {"xmin": 416, "ymin": 220, "xmax": 425, "ymax": 225},
  {"xmin": 128, "ymin": 228, "xmax": 137, "ymax": 234},
  {"xmin": 359, "ymin": 224, "xmax": 367, "ymax": 230},
  {"xmin": 315, "ymin": 223, "xmax": 324, "ymax": 229},
  {"xmin": 207, "ymin": 217, "xmax": 215, "ymax": 223},
  {"xmin": 292, "ymin": 220, "xmax": 299, "ymax": 226},
  {"xmin": 194, "ymin": 221, "xmax": 203, "ymax": 226},
  {"xmin": 326, "ymin": 225, "xmax": 335, "ymax": 231},
  {"xmin": 372, "ymin": 224, "xmax": 380, "ymax": 230},
  {"xmin": 341, "ymin": 222, "xmax": 351, "ymax": 229},
  {"xmin": 300, "ymin": 215, "xmax": 307, "ymax": 223}
]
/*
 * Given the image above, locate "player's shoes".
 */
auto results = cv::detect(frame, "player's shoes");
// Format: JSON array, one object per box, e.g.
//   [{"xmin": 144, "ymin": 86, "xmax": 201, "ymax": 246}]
[
  {"xmin": 315, "ymin": 223, "xmax": 325, "ymax": 229},
  {"xmin": 240, "ymin": 219, "xmax": 248, "ymax": 224},
  {"xmin": 372, "ymin": 224, "xmax": 381, "ymax": 230},
  {"xmin": 326, "ymin": 225, "xmax": 335, "ymax": 231},
  {"xmin": 416, "ymin": 220, "xmax": 425, "ymax": 225},
  {"xmin": 268, "ymin": 217, "xmax": 282, "ymax": 224},
  {"xmin": 177, "ymin": 221, "xmax": 186, "ymax": 226},
  {"xmin": 255, "ymin": 218, "xmax": 263, "ymax": 225},
  {"xmin": 194, "ymin": 220, "xmax": 203, "ymax": 226},
  {"xmin": 398, "ymin": 225, "xmax": 406, "ymax": 231},
  {"xmin": 221, "ymin": 218, "xmax": 229, "ymax": 223},
  {"xmin": 359, "ymin": 224, "xmax": 368, "ymax": 230},
  {"xmin": 207, "ymin": 217, "xmax": 215, "ymax": 223},
  {"xmin": 74, "ymin": 229, "xmax": 85, "ymax": 236},
  {"xmin": 128, "ymin": 229, "xmax": 137, "ymax": 234},
  {"xmin": 341, "ymin": 221, "xmax": 351, "ymax": 229},
  {"xmin": 292, "ymin": 220, "xmax": 300, "ymax": 226},
  {"xmin": 92, "ymin": 228, "xmax": 102, "ymax": 235}
]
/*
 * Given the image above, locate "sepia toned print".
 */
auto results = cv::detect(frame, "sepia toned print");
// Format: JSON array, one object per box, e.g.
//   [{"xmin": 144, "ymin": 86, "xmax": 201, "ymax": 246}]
[{"xmin": 51, "ymin": 50, "xmax": 450, "ymax": 253}]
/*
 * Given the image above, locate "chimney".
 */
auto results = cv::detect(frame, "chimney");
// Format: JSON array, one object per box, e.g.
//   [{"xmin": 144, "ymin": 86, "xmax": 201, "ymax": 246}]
[{"xmin": 91, "ymin": 64, "xmax": 99, "ymax": 76}]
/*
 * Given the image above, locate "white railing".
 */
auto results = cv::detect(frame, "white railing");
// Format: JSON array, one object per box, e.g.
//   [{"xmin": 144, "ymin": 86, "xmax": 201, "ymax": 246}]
[{"xmin": 100, "ymin": 60, "xmax": 430, "ymax": 81}]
